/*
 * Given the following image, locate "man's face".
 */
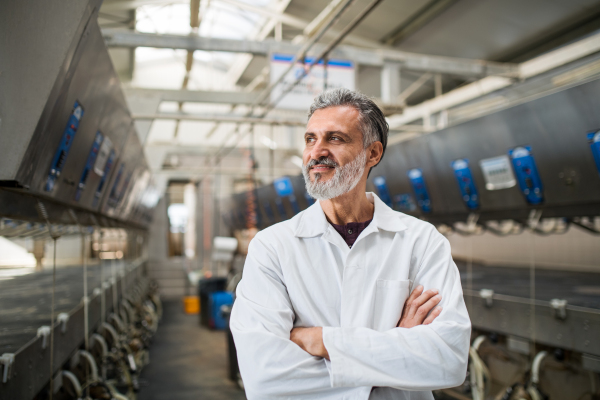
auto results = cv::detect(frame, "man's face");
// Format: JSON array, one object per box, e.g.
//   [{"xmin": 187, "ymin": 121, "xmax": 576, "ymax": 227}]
[{"xmin": 303, "ymin": 106, "xmax": 365, "ymax": 183}]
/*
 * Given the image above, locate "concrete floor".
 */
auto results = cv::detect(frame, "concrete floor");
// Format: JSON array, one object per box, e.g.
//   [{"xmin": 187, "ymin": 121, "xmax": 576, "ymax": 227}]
[{"xmin": 138, "ymin": 300, "xmax": 247, "ymax": 400}]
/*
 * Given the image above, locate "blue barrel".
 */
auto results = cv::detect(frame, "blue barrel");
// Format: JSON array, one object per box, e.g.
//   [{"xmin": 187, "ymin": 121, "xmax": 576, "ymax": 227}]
[{"xmin": 209, "ymin": 291, "xmax": 234, "ymax": 330}]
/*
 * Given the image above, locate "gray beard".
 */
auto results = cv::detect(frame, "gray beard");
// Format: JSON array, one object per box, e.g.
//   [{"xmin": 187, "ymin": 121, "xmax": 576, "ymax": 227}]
[{"xmin": 302, "ymin": 150, "xmax": 367, "ymax": 201}]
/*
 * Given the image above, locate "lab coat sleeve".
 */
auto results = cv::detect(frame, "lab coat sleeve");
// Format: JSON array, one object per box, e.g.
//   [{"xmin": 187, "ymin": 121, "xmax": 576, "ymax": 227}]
[
  {"xmin": 322, "ymin": 231, "xmax": 471, "ymax": 390},
  {"xmin": 230, "ymin": 233, "xmax": 333, "ymax": 399}
]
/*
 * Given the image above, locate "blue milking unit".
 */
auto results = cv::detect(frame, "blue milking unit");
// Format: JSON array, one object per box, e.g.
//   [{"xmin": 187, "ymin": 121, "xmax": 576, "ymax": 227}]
[
  {"xmin": 274, "ymin": 177, "xmax": 294, "ymax": 197},
  {"xmin": 372, "ymin": 176, "xmax": 393, "ymax": 207},
  {"xmin": 45, "ymin": 101, "xmax": 84, "ymax": 192},
  {"xmin": 394, "ymin": 193, "xmax": 416, "ymax": 213},
  {"xmin": 508, "ymin": 146, "xmax": 544, "ymax": 205},
  {"xmin": 588, "ymin": 130, "xmax": 600, "ymax": 177},
  {"xmin": 407, "ymin": 169, "xmax": 432, "ymax": 213},
  {"xmin": 75, "ymin": 131, "xmax": 103, "ymax": 201},
  {"xmin": 451, "ymin": 159, "xmax": 479, "ymax": 210},
  {"xmin": 273, "ymin": 176, "xmax": 297, "ymax": 217}
]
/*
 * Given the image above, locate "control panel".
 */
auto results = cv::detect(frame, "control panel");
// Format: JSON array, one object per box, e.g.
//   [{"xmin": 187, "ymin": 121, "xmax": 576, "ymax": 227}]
[
  {"xmin": 588, "ymin": 130, "xmax": 600, "ymax": 177},
  {"xmin": 407, "ymin": 169, "xmax": 432, "ymax": 213},
  {"xmin": 93, "ymin": 149, "xmax": 116, "ymax": 207},
  {"xmin": 94, "ymin": 136, "xmax": 113, "ymax": 176},
  {"xmin": 394, "ymin": 193, "xmax": 416, "ymax": 213},
  {"xmin": 75, "ymin": 131, "xmax": 103, "ymax": 201},
  {"xmin": 373, "ymin": 176, "xmax": 393, "ymax": 207},
  {"xmin": 45, "ymin": 101, "xmax": 84, "ymax": 192},
  {"xmin": 508, "ymin": 146, "xmax": 544, "ymax": 205},
  {"xmin": 451, "ymin": 159, "xmax": 479, "ymax": 210},
  {"xmin": 479, "ymin": 155, "xmax": 516, "ymax": 190}
]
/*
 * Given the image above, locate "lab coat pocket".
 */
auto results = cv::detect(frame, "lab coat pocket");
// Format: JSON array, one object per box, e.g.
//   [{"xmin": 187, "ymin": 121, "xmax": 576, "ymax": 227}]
[{"xmin": 373, "ymin": 279, "xmax": 411, "ymax": 331}]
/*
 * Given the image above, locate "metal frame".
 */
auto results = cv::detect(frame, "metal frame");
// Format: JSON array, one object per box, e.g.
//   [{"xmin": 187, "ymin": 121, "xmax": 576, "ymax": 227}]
[
  {"xmin": 0, "ymin": 262, "xmax": 149, "ymax": 400},
  {"xmin": 465, "ymin": 289, "xmax": 600, "ymax": 358},
  {"xmin": 102, "ymin": 29, "xmax": 518, "ymax": 78}
]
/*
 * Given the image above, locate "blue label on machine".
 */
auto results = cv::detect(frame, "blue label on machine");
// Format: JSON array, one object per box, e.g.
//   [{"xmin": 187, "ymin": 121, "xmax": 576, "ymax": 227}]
[
  {"xmin": 588, "ymin": 131, "xmax": 600, "ymax": 176},
  {"xmin": 508, "ymin": 146, "xmax": 544, "ymax": 205},
  {"xmin": 373, "ymin": 176, "xmax": 393, "ymax": 207},
  {"xmin": 45, "ymin": 101, "xmax": 84, "ymax": 192},
  {"xmin": 75, "ymin": 131, "xmax": 103, "ymax": 201},
  {"xmin": 274, "ymin": 197, "xmax": 287, "ymax": 218},
  {"xmin": 394, "ymin": 193, "xmax": 416, "ymax": 212},
  {"xmin": 289, "ymin": 194, "xmax": 300, "ymax": 214},
  {"xmin": 451, "ymin": 159, "xmax": 479, "ymax": 210},
  {"xmin": 304, "ymin": 191, "xmax": 315, "ymax": 206},
  {"xmin": 263, "ymin": 201, "xmax": 275, "ymax": 223},
  {"xmin": 93, "ymin": 149, "xmax": 116, "ymax": 207},
  {"xmin": 407, "ymin": 169, "xmax": 432, "ymax": 213},
  {"xmin": 274, "ymin": 177, "xmax": 294, "ymax": 197}
]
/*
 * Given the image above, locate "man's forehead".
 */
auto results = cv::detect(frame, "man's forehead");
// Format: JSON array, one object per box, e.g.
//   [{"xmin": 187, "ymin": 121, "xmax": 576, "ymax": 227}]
[{"xmin": 306, "ymin": 106, "xmax": 361, "ymax": 133}]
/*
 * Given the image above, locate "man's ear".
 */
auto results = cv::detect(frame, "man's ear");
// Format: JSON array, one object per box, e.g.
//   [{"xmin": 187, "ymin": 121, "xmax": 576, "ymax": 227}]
[{"xmin": 367, "ymin": 141, "xmax": 383, "ymax": 168}]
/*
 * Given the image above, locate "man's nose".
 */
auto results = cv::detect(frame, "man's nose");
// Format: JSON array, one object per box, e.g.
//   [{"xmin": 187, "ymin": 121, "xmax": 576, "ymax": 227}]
[{"xmin": 309, "ymin": 139, "xmax": 331, "ymax": 161}]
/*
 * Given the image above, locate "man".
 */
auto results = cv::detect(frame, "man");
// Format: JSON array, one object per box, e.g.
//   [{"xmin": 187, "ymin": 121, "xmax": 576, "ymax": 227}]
[{"xmin": 230, "ymin": 88, "xmax": 471, "ymax": 399}]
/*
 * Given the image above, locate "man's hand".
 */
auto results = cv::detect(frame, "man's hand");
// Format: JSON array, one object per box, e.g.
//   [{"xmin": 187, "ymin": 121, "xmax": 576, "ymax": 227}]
[
  {"xmin": 397, "ymin": 285, "xmax": 442, "ymax": 328},
  {"xmin": 290, "ymin": 327, "xmax": 330, "ymax": 360}
]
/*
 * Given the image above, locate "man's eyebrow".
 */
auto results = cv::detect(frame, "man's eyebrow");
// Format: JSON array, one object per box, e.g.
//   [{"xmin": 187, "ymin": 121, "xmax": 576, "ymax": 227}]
[
  {"xmin": 303, "ymin": 130, "xmax": 353, "ymax": 142},
  {"xmin": 327, "ymin": 130, "xmax": 352, "ymax": 140}
]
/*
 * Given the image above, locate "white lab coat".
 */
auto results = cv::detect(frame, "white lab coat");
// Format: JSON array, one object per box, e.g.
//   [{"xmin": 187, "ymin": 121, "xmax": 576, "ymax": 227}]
[{"xmin": 230, "ymin": 192, "xmax": 471, "ymax": 400}]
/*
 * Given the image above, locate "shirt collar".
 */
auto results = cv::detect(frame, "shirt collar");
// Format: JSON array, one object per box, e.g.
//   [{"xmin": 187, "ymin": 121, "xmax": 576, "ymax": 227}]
[{"xmin": 294, "ymin": 192, "xmax": 408, "ymax": 238}]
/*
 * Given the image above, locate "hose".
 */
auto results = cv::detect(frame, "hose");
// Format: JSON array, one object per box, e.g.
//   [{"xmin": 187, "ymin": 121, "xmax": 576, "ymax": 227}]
[
  {"xmin": 469, "ymin": 335, "xmax": 491, "ymax": 400},
  {"xmin": 527, "ymin": 350, "xmax": 548, "ymax": 400}
]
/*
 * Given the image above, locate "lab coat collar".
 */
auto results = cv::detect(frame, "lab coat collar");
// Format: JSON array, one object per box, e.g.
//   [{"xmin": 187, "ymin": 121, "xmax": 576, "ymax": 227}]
[{"xmin": 294, "ymin": 192, "xmax": 408, "ymax": 238}]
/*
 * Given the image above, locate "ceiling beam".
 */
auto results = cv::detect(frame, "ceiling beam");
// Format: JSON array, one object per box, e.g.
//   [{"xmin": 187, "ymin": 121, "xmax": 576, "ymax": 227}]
[
  {"xmin": 133, "ymin": 112, "xmax": 306, "ymax": 126},
  {"xmin": 124, "ymin": 88, "xmax": 261, "ymax": 104},
  {"xmin": 103, "ymin": 29, "xmax": 518, "ymax": 77}
]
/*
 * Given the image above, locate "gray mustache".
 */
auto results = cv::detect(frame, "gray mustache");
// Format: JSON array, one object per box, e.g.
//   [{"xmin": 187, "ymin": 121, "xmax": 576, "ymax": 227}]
[{"xmin": 306, "ymin": 157, "xmax": 338, "ymax": 169}]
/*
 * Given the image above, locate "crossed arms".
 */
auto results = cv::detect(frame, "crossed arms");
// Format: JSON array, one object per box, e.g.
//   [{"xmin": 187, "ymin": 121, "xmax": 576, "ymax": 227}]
[
  {"xmin": 290, "ymin": 285, "xmax": 444, "ymax": 360},
  {"xmin": 229, "ymin": 233, "xmax": 471, "ymax": 399}
]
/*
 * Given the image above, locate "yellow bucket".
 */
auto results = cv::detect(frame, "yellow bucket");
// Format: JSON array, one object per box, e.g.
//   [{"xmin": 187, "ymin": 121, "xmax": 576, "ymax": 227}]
[{"xmin": 183, "ymin": 296, "xmax": 200, "ymax": 314}]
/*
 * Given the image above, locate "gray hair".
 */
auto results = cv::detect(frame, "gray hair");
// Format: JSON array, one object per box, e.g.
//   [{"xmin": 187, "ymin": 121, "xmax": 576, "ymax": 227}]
[{"xmin": 308, "ymin": 88, "xmax": 389, "ymax": 163}]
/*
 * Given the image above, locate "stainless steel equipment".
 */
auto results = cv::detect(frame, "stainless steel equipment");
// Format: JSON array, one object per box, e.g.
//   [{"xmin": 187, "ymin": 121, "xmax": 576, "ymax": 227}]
[{"xmin": 0, "ymin": 0, "xmax": 157, "ymax": 229}]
